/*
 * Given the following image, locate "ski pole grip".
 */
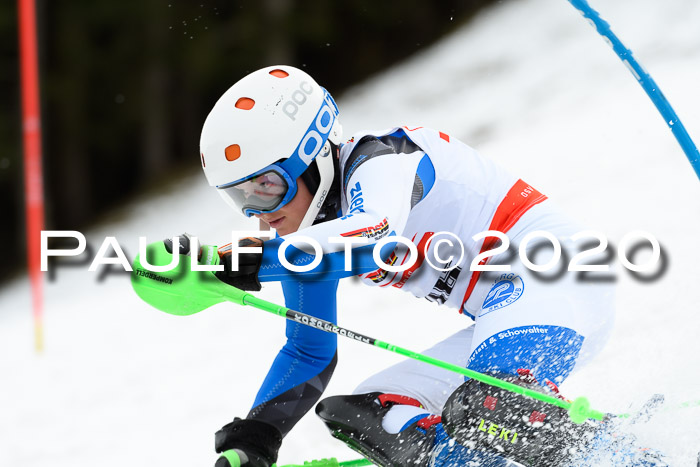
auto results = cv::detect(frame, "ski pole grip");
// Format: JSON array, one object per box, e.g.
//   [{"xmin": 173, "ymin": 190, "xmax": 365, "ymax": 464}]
[{"xmin": 216, "ymin": 450, "xmax": 241, "ymax": 467}]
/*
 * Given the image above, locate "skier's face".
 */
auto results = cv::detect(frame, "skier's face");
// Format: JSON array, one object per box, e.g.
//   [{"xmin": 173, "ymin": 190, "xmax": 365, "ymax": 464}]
[{"xmin": 255, "ymin": 177, "xmax": 312, "ymax": 236}]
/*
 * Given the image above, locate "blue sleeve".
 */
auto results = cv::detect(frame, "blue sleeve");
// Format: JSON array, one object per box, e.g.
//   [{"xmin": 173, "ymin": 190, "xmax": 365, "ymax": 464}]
[
  {"xmin": 247, "ymin": 279, "xmax": 339, "ymax": 436},
  {"xmin": 258, "ymin": 235, "xmax": 398, "ymax": 282}
]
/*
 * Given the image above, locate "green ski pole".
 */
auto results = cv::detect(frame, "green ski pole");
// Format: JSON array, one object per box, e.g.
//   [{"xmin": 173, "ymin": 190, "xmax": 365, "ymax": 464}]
[
  {"xmin": 217, "ymin": 451, "xmax": 372, "ymax": 467},
  {"xmin": 131, "ymin": 242, "xmax": 700, "ymax": 466},
  {"xmin": 275, "ymin": 457, "xmax": 373, "ymax": 467},
  {"xmin": 130, "ymin": 243, "xmax": 603, "ymax": 424},
  {"xmin": 232, "ymin": 290, "xmax": 602, "ymax": 424}
]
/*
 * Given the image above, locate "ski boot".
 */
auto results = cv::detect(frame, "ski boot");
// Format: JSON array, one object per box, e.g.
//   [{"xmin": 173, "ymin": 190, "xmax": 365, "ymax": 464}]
[
  {"xmin": 316, "ymin": 392, "xmax": 438, "ymax": 466},
  {"xmin": 316, "ymin": 392, "xmax": 510, "ymax": 467}
]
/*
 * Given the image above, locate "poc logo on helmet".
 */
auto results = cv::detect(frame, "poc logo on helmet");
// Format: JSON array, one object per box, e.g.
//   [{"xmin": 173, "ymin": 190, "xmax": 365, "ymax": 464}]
[
  {"xmin": 296, "ymin": 92, "xmax": 337, "ymax": 165},
  {"xmin": 283, "ymin": 81, "xmax": 314, "ymax": 121}
]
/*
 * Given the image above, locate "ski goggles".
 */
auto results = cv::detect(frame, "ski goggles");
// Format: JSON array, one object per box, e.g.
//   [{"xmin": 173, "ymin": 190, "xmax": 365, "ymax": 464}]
[{"xmin": 217, "ymin": 163, "xmax": 298, "ymax": 217}]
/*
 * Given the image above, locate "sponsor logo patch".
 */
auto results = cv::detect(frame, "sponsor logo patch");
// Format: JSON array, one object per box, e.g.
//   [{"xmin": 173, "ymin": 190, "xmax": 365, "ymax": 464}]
[
  {"xmin": 341, "ymin": 218, "xmax": 389, "ymax": 240},
  {"xmin": 481, "ymin": 273, "xmax": 524, "ymax": 315},
  {"xmin": 347, "ymin": 181, "xmax": 365, "ymax": 214},
  {"xmin": 364, "ymin": 252, "xmax": 397, "ymax": 284}
]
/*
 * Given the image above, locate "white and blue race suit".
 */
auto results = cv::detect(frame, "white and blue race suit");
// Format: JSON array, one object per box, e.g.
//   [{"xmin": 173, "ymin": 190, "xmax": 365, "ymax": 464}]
[{"xmin": 243, "ymin": 126, "xmax": 615, "ymax": 443}]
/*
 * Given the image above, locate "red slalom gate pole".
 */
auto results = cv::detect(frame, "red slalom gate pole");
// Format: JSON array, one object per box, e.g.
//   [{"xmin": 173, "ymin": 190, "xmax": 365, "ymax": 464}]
[{"xmin": 18, "ymin": 0, "xmax": 46, "ymax": 352}]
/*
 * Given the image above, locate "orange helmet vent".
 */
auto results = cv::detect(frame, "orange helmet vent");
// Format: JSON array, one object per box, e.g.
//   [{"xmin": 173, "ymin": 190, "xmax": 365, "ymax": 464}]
[
  {"xmin": 269, "ymin": 69, "xmax": 289, "ymax": 78},
  {"xmin": 225, "ymin": 144, "xmax": 241, "ymax": 161},
  {"xmin": 235, "ymin": 97, "xmax": 255, "ymax": 110},
  {"xmin": 200, "ymin": 152, "xmax": 206, "ymax": 167}
]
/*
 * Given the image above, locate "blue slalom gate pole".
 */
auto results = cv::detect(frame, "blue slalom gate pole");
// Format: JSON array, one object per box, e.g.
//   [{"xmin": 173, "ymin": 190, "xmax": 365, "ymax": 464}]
[{"xmin": 567, "ymin": 0, "xmax": 700, "ymax": 180}]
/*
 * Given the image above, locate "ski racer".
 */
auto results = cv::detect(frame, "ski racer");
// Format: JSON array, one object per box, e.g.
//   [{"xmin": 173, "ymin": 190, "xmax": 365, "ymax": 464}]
[{"xmin": 193, "ymin": 65, "xmax": 621, "ymax": 466}]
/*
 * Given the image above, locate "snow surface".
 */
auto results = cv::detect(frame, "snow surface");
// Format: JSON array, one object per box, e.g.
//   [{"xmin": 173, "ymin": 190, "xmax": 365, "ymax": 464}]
[{"xmin": 2, "ymin": 0, "xmax": 699, "ymax": 465}]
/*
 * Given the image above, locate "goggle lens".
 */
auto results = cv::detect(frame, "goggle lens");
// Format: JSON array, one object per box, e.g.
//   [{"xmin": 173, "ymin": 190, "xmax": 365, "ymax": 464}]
[{"xmin": 219, "ymin": 170, "xmax": 291, "ymax": 215}]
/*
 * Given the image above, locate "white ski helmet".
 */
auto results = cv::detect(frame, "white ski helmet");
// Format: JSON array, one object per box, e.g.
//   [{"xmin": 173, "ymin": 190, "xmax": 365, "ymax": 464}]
[{"xmin": 199, "ymin": 65, "xmax": 343, "ymax": 231}]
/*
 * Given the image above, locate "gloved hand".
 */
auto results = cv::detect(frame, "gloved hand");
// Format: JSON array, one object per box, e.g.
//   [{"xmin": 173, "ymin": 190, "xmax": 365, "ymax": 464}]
[
  {"xmin": 162, "ymin": 233, "xmax": 219, "ymax": 266},
  {"xmin": 214, "ymin": 418, "xmax": 282, "ymax": 467},
  {"xmin": 162, "ymin": 233, "xmax": 196, "ymax": 257},
  {"xmin": 215, "ymin": 237, "xmax": 264, "ymax": 291},
  {"xmin": 162, "ymin": 233, "xmax": 263, "ymax": 291}
]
